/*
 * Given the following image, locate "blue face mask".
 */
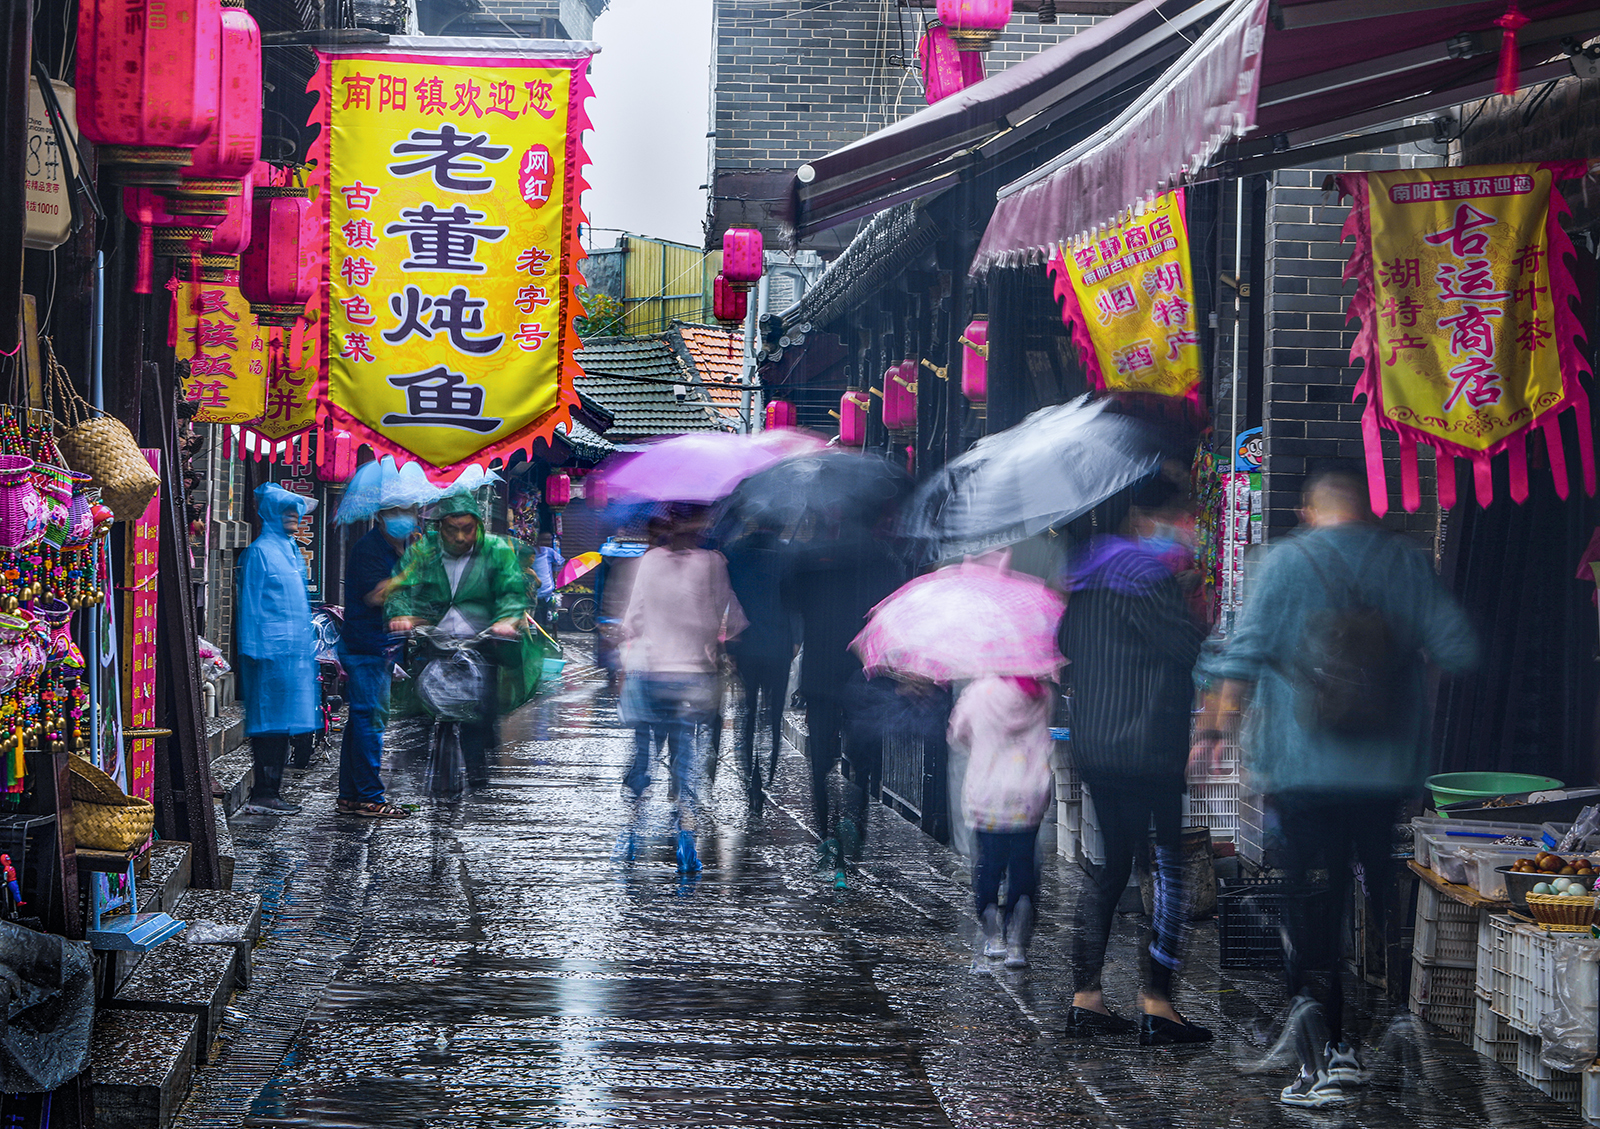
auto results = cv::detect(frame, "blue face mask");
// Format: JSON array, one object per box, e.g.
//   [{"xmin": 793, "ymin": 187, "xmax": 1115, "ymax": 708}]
[{"xmin": 383, "ymin": 514, "xmax": 418, "ymax": 540}]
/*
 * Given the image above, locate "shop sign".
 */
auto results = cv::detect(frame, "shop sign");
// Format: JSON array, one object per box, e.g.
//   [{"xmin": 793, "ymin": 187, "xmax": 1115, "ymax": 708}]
[
  {"xmin": 122, "ymin": 451, "xmax": 160, "ymax": 804},
  {"xmin": 1047, "ymin": 190, "xmax": 1203, "ymax": 400},
  {"xmin": 268, "ymin": 460, "xmax": 324, "ymax": 601},
  {"xmin": 25, "ymin": 79, "xmax": 77, "ymax": 252},
  {"xmin": 244, "ymin": 304, "xmax": 321, "ymax": 454},
  {"xmin": 174, "ymin": 277, "xmax": 270, "ymax": 424},
  {"xmin": 1340, "ymin": 161, "xmax": 1593, "ymax": 513},
  {"xmin": 310, "ymin": 42, "xmax": 593, "ymax": 474}
]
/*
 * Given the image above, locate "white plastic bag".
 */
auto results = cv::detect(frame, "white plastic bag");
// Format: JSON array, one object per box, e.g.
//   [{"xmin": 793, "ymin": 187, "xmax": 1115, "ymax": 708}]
[{"xmin": 1538, "ymin": 936, "xmax": 1600, "ymax": 1072}]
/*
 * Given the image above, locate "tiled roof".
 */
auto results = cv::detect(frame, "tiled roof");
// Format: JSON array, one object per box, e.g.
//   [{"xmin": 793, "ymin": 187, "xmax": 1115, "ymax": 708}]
[
  {"xmin": 574, "ymin": 335, "xmax": 729, "ymax": 439},
  {"xmin": 556, "ymin": 419, "xmax": 615, "ymax": 461},
  {"xmin": 676, "ymin": 323, "xmax": 746, "ymax": 425}
]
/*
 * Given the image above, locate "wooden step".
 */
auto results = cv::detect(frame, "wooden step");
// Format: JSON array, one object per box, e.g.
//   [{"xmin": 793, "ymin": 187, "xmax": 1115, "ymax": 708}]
[
  {"xmin": 90, "ymin": 1010, "xmax": 197, "ymax": 1129},
  {"xmin": 173, "ymin": 888, "xmax": 262, "ymax": 988},
  {"xmin": 111, "ymin": 943, "xmax": 236, "ymax": 1066},
  {"xmin": 138, "ymin": 841, "xmax": 192, "ymax": 915}
]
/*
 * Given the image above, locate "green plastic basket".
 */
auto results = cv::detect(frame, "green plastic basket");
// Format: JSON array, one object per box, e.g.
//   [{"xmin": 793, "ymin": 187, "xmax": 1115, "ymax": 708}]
[{"xmin": 1425, "ymin": 772, "xmax": 1565, "ymax": 815}]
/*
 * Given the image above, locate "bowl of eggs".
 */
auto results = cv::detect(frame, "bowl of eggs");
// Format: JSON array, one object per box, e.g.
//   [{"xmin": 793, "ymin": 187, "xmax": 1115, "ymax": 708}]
[{"xmin": 1498, "ymin": 854, "xmax": 1596, "ymax": 913}]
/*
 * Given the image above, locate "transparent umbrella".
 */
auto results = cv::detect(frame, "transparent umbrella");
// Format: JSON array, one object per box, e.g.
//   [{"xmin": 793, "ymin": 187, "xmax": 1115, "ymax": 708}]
[
  {"xmin": 334, "ymin": 457, "xmax": 443, "ymax": 524},
  {"xmin": 901, "ymin": 396, "xmax": 1165, "ymax": 562}
]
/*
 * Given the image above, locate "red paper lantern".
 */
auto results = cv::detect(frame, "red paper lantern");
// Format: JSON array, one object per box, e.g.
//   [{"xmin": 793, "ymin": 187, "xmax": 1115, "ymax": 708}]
[
  {"xmin": 162, "ymin": 0, "xmax": 262, "ymax": 232},
  {"xmin": 588, "ymin": 474, "xmax": 609, "ymax": 509},
  {"xmin": 765, "ymin": 400, "xmax": 796, "ymax": 430},
  {"xmin": 839, "ymin": 391, "xmax": 870, "ymax": 447},
  {"xmin": 722, "ymin": 228, "xmax": 764, "ymax": 291},
  {"xmin": 885, "ymin": 358, "xmax": 919, "ymax": 430},
  {"xmin": 712, "ymin": 273, "xmax": 747, "ymax": 325},
  {"xmin": 77, "ymin": 0, "xmax": 224, "ymax": 186},
  {"xmin": 936, "ymin": 0, "xmax": 1012, "ymax": 51},
  {"xmin": 961, "ymin": 318, "xmax": 989, "ymax": 403},
  {"xmin": 240, "ymin": 176, "xmax": 319, "ymax": 328},
  {"xmin": 208, "ymin": 168, "xmax": 254, "ymax": 261},
  {"xmin": 545, "ymin": 471, "xmax": 572, "ymax": 509}
]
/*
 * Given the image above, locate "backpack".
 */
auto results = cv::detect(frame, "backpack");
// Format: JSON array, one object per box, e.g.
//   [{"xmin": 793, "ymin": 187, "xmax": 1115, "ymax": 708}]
[{"xmin": 1292, "ymin": 541, "xmax": 1409, "ymax": 739}]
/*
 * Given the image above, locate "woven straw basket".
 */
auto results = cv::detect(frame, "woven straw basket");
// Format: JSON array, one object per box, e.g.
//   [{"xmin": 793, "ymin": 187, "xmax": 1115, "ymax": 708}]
[
  {"xmin": 47, "ymin": 345, "xmax": 158, "ymax": 522},
  {"xmin": 68, "ymin": 755, "xmax": 154, "ymax": 852},
  {"xmin": 1525, "ymin": 892, "xmax": 1598, "ymax": 930}
]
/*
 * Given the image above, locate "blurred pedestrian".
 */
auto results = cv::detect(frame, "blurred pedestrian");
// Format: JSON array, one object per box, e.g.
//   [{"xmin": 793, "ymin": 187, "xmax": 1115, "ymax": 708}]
[
  {"xmin": 335, "ymin": 501, "xmax": 417, "ymax": 818},
  {"xmin": 530, "ymin": 530, "xmax": 565, "ymax": 631},
  {"xmin": 386, "ymin": 493, "xmax": 529, "ymax": 787},
  {"xmin": 619, "ymin": 509, "xmax": 747, "ymax": 871},
  {"xmin": 722, "ymin": 519, "xmax": 794, "ymax": 803},
  {"xmin": 1197, "ymin": 466, "xmax": 1477, "ymax": 1106},
  {"xmin": 950, "ymin": 675, "xmax": 1052, "ymax": 970},
  {"xmin": 1060, "ymin": 474, "xmax": 1209, "ymax": 1045},
  {"xmin": 237, "ymin": 484, "xmax": 319, "ymax": 815},
  {"xmin": 788, "ymin": 535, "xmax": 906, "ymax": 877}
]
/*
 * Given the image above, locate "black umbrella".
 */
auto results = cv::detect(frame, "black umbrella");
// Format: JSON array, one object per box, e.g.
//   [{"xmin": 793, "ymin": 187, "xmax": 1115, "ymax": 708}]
[{"xmin": 713, "ymin": 448, "xmax": 911, "ymax": 550}]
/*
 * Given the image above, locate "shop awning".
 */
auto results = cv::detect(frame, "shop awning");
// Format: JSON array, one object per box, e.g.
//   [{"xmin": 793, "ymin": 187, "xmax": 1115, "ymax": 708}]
[
  {"xmin": 975, "ymin": 0, "xmax": 1600, "ymax": 269},
  {"xmin": 793, "ymin": 0, "xmax": 1236, "ymax": 239}
]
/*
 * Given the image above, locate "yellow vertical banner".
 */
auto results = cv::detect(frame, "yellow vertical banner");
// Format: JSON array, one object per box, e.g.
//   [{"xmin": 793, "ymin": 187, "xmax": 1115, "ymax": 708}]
[
  {"xmin": 1047, "ymin": 191, "xmax": 1203, "ymax": 400},
  {"xmin": 309, "ymin": 41, "xmax": 594, "ymax": 474},
  {"xmin": 174, "ymin": 276, "xmax": 269, "ymax": 423}
]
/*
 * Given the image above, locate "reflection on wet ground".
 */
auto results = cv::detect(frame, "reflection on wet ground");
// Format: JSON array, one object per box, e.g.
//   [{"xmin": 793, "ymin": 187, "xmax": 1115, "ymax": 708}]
[{"xmin": 175, "ymin": 640, "xmax": 1583, "ymax": 1128}]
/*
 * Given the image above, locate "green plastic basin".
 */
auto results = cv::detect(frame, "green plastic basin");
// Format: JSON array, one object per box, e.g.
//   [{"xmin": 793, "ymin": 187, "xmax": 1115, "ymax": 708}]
[{"xmin": 1425, "ymin": 772, "xmax": 1565, "ymax": 815}]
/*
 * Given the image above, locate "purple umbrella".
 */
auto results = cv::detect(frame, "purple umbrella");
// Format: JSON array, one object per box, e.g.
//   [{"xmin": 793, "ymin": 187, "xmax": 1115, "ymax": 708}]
[{"xmin": 600, "ymin": 431, "xmax": 824, "ymax": 505}]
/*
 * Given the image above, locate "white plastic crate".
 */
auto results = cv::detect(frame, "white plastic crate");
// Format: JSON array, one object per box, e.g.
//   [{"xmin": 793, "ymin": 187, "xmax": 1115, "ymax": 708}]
[
  {"xmin": 1498, "ymin": 922, "xmax": 1600, "ymax": 1039},
  {"xmin": 1582, "ymin": 1063, "xmax": 1600, "ymax": 1124},
  {"xmin": 1473, "ymin": 996, "xmax": 1518, "ymax": 1065},
  {"xmin": 1186, "ymin": 780, "xmax": 1242, "ymax": 842},
  {"xmin": 1476, "ymin": 911, "xmax": 1495, "ymax": 998},
  {"xmin": 1517, "ymin": 1033, "xmax": 1583, "ymax": 1103},
  {"xmin": 1416, "ymin": 911, "xmax": 1481, "ymax": 968},
  {"xmin": 1080, "ymin": 785, "xmax": 1105, "ymax": 868},
  {"xmin": 1408, "ymin": 958, "xmax": 1474, "ymax": 1038}
]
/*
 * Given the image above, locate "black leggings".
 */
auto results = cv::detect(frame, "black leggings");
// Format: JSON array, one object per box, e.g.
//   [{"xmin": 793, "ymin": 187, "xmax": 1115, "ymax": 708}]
[
  {"xmin": 1071, "ymin": 773, "xmax": 1187, "ymax": 1000},
  {"xmin": 1273, "ymin": 791, "xmax": 1403, "ymax": 1044},
  {"xmin": 735, "ymin": 656, "xmax": 788, "ymax": 784},
  {"xmin": 974, "ymin": 828, "xmax": 1039, "ymax": 919}
]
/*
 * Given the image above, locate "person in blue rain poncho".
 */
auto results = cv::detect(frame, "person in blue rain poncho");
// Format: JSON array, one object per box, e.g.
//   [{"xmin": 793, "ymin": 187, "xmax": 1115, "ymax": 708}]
[{"xmin": 237, "ymin": 483, "xmax": 320, "ymax": 814}]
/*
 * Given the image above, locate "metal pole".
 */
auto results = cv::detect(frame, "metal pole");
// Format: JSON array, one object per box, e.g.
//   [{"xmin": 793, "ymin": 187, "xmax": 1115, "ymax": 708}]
[
  {"xmin": 89, "ymin": 252, "xmax": 105, "ymax": 773},
  {"xmin": 1224, "ymin": 177, "xmax": 1245, "ymax": 630}
]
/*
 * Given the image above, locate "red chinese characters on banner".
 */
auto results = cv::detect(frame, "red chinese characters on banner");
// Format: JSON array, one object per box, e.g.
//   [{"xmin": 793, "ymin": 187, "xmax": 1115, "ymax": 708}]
[{"xmin": 175, "ymin": 278, "xmax": 269, "ymax": 424}]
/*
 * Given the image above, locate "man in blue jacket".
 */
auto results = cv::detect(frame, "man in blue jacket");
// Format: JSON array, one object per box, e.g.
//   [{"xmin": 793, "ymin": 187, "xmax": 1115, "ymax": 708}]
[{"xmin": 1198, "ymin": 466, "xmax": 1478, "ymax": 1108}]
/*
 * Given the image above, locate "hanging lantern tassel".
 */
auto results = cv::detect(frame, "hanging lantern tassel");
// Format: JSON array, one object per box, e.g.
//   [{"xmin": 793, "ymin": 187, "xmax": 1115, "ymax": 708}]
[
  {"xmin": 221, "ymin": 425, "xmax": 232, "ymax": 460},
  {"xmin": 1495, "ymin": 1, "xmax": 1529, "ymax": 97},
  {"xmin": 165, "ymin": 274, "xmax": 181, "ymax": 347}
]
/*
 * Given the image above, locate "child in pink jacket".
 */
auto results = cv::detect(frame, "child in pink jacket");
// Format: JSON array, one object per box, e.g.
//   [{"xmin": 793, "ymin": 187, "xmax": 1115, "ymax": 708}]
[{"xmin": 950, "ymin": 675, "xmax": 1054, "ymax": 969}]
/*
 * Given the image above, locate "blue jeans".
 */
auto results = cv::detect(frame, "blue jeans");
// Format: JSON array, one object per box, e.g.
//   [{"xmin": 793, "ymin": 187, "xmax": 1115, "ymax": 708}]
[
  {"xmin": 622, "ymin": 674, "xmax": 713, "ymax": 809},
  {"xmin": 339, "ymin": 653, "xmax": 390, "ymax": 804}
]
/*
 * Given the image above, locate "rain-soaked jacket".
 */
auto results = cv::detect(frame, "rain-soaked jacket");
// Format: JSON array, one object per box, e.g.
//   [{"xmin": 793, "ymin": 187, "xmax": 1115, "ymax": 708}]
[
  {"xmin": 385, "ymin": 493, "xmax": 528, "ymax": 632},
  {"xmin": 237, "ymin": 484, "xmax": 318, "ymax": 736},
  {"xmin": 952, "ymin": 676, "xmax": 1053, "ymax": 832}
]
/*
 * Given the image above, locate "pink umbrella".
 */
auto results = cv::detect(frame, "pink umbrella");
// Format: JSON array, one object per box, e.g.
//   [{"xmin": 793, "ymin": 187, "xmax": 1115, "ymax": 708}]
[
  {"xmin": 600, "ymin": 431, "xmax": 825, "ymax": 504},
  {"xmin": 555, "ymin": 551, "xmax": 602, "ymax": 590},
  {"xmin": 850, "ymin": 560, "xmax": 1065, "ymax": 683}
]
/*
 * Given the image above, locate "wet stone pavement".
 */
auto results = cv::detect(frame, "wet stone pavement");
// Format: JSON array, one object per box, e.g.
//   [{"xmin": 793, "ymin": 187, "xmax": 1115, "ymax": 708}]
[{"xmin": 173, "ymin": 638, "xmax": 1585, "ymax": 1128}]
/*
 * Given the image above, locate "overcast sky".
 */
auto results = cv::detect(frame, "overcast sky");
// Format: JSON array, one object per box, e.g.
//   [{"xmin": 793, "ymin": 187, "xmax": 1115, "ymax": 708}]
[{"xmin": 582, "ymin": 0, "xmax": 713, "ymax": 250}]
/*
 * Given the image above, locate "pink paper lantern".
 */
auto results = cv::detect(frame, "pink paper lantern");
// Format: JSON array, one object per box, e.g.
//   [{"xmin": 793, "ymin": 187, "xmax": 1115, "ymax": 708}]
[
  {"xmin": 240, "ymin": 177, "xmax": 319, "ymax": 327},
  {"xmin": 208, "ymin": 169, "xmax": 254, "ymax": 260},
  {"xmin": 885, "ymin": 358, "xmax": 919, "ymax": 430},
  {"xmin": 961, "ymin": 317, "xmax": 989, "ymax": 403},
  {"xmin": 587, "ymin": 474, "xmax": 609, "ymax": 509},
  {"xmin": 765, "ymin": 400, "xmax": 796, "ymax": 430},
  {"xmin": 77, "ymin": 0, "xmax": 224, "ymax": 186},
  {"xmin": 317, "ymin": 432, "xmax": 357, "ymax": 483},
  {"xmin": 713, "ymin": 273, "xmax": 748, "ymax": 325},
  {"xmin": 839, "ymin": 391, "xmax": 870, "ymax": 447},
  {"xmin": 722, "ymin": 228, "xmax": 764, "ymax": 290},
  {"xmin": 545, "ymin": 471, "xmax": 572, "ymax": 509},
  {"xmin": 163, "ymin": 1, "xmax": 262, "ymax": 231},
  {"xmin": 936, "ymin": 0, "xmax": 1012, "ymax": 51},
  {"xmin": 919, "ymin": 21, "xmax": 984, "ymax": 104}
]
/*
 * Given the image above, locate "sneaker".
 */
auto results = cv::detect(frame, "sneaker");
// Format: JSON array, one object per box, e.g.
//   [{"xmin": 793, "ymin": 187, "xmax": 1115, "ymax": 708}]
[
  {"xmin": 1004, "ymin": 896, "xmax": 1033, "ymax": 968},
  {"xmin": 980, "ymin": 906, "xmax": 1006, "ymax": 958},
  {"xmin": 1325, "ymin": 1041, "xmax": 1365, "ymax": 1086},
  {"xmin": 1280, "ymin": 1067, "xmax": 1346, "ymax": 1108},
  {"xmin": 816, "ymin": 838, "xmax": 840, "ymax": 874},
  {"xmin": 675, "ymin": 829, "xmax": 702, "ymax": 873},
  {"xmin": 242, "ymin": 797, "xmax": 300, "ymax": 814}
]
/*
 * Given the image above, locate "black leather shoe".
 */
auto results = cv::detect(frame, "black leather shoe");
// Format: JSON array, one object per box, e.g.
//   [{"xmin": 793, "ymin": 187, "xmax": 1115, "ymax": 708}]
[
  {"xmin": 1139, "ymin": 1013, "xmax": 1214, "ymax": 1046},
  {"xmin": 1065, "ymin": 1006, "xmax": 1138, "ymax": 1038}
]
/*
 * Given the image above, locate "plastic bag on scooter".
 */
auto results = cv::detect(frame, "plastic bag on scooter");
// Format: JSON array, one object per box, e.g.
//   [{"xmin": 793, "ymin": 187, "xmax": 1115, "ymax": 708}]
[{"xmin": 416, "ymin": 649, "xmax": 490, "ymax": 722}]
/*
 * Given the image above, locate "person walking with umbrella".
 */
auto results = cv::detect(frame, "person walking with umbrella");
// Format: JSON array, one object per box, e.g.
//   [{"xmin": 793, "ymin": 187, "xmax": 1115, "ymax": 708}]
[
  {"xmin": 1059, "ymin": 473, "xmax": 1210, "ymax": 1045},
  {"xmin": 721, "ymin": 517, "xmax": 794, "ymax": 808},
  {"xmin": 237, "ymin": 483, "xmax": 320, "ymax": 815},
  {"xmin": 619, "ymin": 508, "xmax": 747, "ymax": 872}
]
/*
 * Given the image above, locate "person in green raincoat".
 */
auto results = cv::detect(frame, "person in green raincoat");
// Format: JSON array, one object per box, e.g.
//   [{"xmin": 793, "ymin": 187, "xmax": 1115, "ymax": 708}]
[{"xmin": 386, "ymin": 493, "xmax": 535, "ymax": 785}]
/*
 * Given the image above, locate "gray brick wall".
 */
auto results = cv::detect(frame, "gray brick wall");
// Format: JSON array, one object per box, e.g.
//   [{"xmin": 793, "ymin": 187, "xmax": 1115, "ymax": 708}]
[
  {"xmin": 711, "ymin": 2, "xmax": 1091, "ymax": 238},
  {"xmin": 1262, "ymin": 145, "xmax": 1450, "ymax": 546}
]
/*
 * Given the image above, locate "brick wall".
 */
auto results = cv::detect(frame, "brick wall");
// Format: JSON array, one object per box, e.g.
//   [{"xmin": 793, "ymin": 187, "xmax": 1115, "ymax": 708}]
[
  {"xmin": 1262, "ymin": 145, "xmax": 1450, "ymax": 546},
  {"xmin": 711, "ymin": 2, "xmax": 1091, "ymax": 240}
]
